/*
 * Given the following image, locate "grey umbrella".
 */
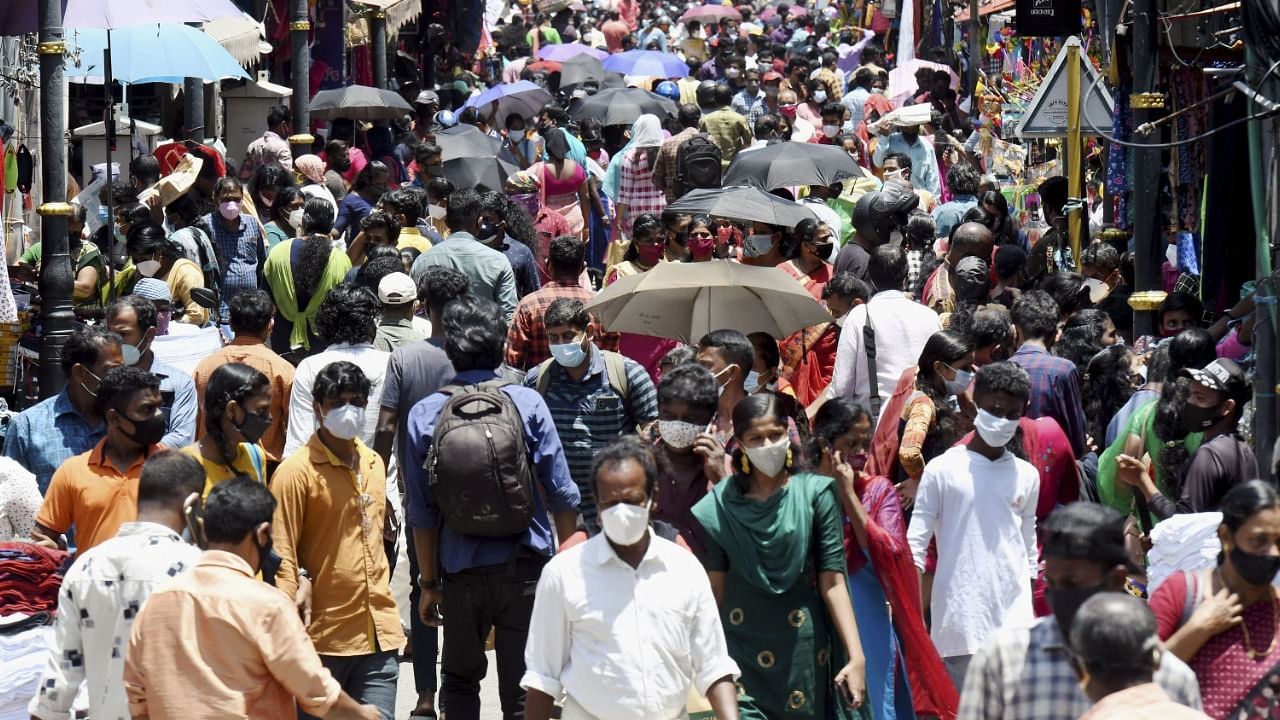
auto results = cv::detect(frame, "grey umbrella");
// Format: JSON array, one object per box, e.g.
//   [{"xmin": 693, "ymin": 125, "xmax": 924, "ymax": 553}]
[
  {"xmin": 666, "ymin": 186, "xmax": 819, "ymax": 228},
  {"xmin": 559, "ymin": 53, "xmax": 605, "ymax": 90},
  {"xmin": 723, "ymin": 141, "xmax": 867, "ymax": 190},
  {"xmin": 309, "ymin": 85, "xmax": 413, "ymax": 121},
  {"xmin": 570, "ymin": 87, "xmax": 678, "ymax": 126}
]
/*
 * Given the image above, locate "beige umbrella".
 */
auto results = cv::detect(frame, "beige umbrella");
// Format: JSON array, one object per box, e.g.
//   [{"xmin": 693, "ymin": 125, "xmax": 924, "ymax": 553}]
[{"xmin": 585, "ymin": 260, "xmax": 831, "ymax": 342}]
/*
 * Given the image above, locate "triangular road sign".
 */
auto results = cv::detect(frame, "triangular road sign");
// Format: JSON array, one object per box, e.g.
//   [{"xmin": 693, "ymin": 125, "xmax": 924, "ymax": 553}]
[{"xmin": 1015, "ymin": 36, "xmax": 1116, "ymax": 139}]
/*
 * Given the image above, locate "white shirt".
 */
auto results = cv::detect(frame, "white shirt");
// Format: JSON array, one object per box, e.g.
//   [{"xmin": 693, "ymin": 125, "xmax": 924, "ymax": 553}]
[
  {"xmin": 830, "ymin": 290, "xmax": 941, "ymax": 415},
  {"xmin": 30, "ymin": 522, "xmax": 201, "ymax": 720},
  {"xmin": 907, "ymin": 445, "xmax": 1040, "ymax": 658},
  {"xmin": 522, "ymin": 533, "xmax": 740, "ymax": 720},
  {"xmin": 284, "ymin": 341, "xmax": 391, "ymax": 457}
]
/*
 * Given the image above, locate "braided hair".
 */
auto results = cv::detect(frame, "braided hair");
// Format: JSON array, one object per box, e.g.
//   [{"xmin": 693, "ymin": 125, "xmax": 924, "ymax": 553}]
[{"xmin": 203, "ymin": 362, "xmax": 270, "ymax": 470}]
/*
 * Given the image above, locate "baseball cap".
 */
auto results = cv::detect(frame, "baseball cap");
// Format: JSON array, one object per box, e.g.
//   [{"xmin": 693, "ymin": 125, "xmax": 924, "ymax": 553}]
[
  {"xmin": 1181, "ymin": 358, "xmax": 1250, "ymax": 402},
  {"xmin": 762, "ymin": 70, "xmax": 783, "ymax": 83},
  {"xmin": 1041, "ymin": 502, "xmax": 1140, "ymax": 573},
  {"xmin": 378, "ymin": 272, "xmax": 418, "ymax": 306}
]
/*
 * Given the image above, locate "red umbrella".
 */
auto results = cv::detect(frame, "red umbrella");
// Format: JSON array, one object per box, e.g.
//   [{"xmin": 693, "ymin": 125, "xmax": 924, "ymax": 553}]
[
  {"xmin": 527, "ymin": 60, "xmax": 563, "ymax": 73},
  {"xmin": 678, "ymin": 4, "xmax": 742, "ymax": 23}
]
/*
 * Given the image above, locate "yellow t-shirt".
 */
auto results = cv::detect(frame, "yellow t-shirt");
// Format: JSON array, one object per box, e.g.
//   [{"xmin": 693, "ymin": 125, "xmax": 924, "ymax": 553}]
[{"xmin": 181, "ymin": 442, "xmax": 269, "ymax": 499}]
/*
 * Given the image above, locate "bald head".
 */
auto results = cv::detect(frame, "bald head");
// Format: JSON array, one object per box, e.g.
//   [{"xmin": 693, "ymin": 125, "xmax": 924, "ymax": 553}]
[
  {"xmin": 1069, "ymin": 592, "xmax": 1161, "ymax": 700},
  {"xmin": 949, "ymin": 222, "xmax": 994, "ymax": 265},
  {"xmin": 779, "ymin": 90, "xmax": 798, "ymax": 105}
]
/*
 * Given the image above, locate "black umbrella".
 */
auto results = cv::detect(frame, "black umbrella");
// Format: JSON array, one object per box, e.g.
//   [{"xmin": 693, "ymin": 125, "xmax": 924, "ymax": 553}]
[
  {"xmin": 666, "ymin": 186, "xmax": 818, "ymax": 228},
  {"xmin": 570, "ymin": 87, "xmax": 678, "ymax": 126},
  {"xmin": 436, "ymin": 124, "xmax": 502, "ymax": 161},
  {"xmin": 443, "ymin": 156, "xmax": 519, "ymax": 193},
  {"xmin": 559, "ymin": 53, "xmax": 605, "ymax": 90},
  {"xmin": 309, "ymin": 85, "xmax": 413, "ymax": 121},
  {"xmin": 722, "ymin": 141, "xmax": 867, "ymax": 190}
]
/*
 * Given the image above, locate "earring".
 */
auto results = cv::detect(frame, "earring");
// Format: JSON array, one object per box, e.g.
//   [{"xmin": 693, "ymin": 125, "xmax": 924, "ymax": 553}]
[
  {"xmin": 786, "ymin": 446, "xmax": 793, "ymax": 470},
  {"xmin": 739, "ymin": 454, "xmax": 750, "ymax": 474}
]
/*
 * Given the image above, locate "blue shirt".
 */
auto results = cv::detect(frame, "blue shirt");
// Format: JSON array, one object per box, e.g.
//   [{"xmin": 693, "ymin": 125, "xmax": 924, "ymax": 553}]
[
  {"xmin": 872, "ymin": 132, "xmax": 941, "ymax": 196},
  {"xmin": 842, "ymin": 86, "xmax": 871, "ymax": 129},
  {"xmin": 1010, "ymin": 344, "xmax": 1087, "ymax": 457},
  {"xmin": 404, "ymin": 368, "xmax": 580, "ymax": 573},
  {"xmin": 524, "ymin": 348, "xmax": 658, "ymax": 526},
  {"xmin": 3, "ymin": 390, "xmax": 104, "ymax": 493},
  {"xmin": 410, "ymin": 231, "xmax": 519, "ymax": 321},
  {"xmin": 203, "ymin": 213, "xmax": 265, "ymax": 315},
  {"xmin": 150, "ymin": 359, "xmax": 198, "ymax": 449},
  {"xmin": 932, "ymin": 195, "xmax": 978, "ymax": 239},
  {"xmin": 499, "ymin": 237, "xmax": 542, "ymax": 299},
  {"xmin": 334, "ymin": 192, "xmax": 374, "ymax": 243}
]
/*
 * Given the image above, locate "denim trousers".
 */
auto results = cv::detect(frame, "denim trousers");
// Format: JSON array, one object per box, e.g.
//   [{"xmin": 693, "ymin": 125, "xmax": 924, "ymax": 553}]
[
  {"xmin": 299, "ymin": 650, "xmax": 399, "ymax": 720},
  {"xmin": 440, "ymin": 555, "xmax": 545, "ymax": 720},
  {"xmin": 406, "ymin": 526, "xmax": 440, "ymax": 694}
]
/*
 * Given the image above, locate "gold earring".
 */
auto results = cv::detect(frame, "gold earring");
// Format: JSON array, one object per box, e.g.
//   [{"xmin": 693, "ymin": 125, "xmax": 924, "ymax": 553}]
[
  {"xmin": 786, "ymin": 446, "xmax": 793, "ymax": 469},
  {"xmin": 740, "ymin": 454, "xmax": 751, "ymax": 474}
]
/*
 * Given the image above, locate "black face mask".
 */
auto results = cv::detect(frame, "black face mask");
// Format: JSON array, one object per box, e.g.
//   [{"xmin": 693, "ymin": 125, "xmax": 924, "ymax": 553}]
[
  {"xmin": 1182, "ymin": 402, "xmax": 1227, "ymax": 433},
  {"xmin": 118, "ymin": 410, "xmax": 167, "ymax": 447},
  {"xmin": 477, "ymin": 220, "xmax": 501, "ymax": 242},
  {"xmin": 814, "ymin": 241, "xmax": 834, "ymax": 261},
  {"xmin": 1230, "ymin": 545, "xmax": 1280, "ymax": 587},
  {"xmin": 1048, "ymin": 580, "xmax": 1108, "ymax": 636},
  {"xmin": 235, "ymin": 411, "xmax": 273, "ymax": 444}
]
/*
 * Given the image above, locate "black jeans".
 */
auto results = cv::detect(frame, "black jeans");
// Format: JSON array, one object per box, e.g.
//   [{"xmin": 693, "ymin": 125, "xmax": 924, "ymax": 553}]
[
  {"xmin": 405, "ymin": 528, "xmax": 439, "ymax": 694},
  {"xmin": 440, "ymin": 554, "xmax": 545, "ymax": 720}
]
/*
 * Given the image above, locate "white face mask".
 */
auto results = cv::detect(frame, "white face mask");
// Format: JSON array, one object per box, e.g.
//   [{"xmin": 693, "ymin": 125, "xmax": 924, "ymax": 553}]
[
  {"xmin": 712, "ymin": 363, "xmax": 738, "ymax": 396},
  {"xmin": 743, "ymin": 233, "xmax": 775, "ymax": 257},
  {"xmin": 287, "ymin": 208, "xmax": 305, "ymax": 232},
  {"xmin": 744, "ymin": 370, "xmax": 762, "ymax": 393},
  {"xmin": 744, "ymin": 435, "xmax": 790, "ymax": 477},
  {"xmin": 600, "ymin": 501, "xmax": 650, "ymax": 546},
  {"xmin": 973, "ymin": 408, "xmax": 1019, "ymax": 448},
  {"xmin": 813, "ymin": 90, "xmax": 828, "ymax": 104},
  {"xmin": 428, "ymin": 203, "xmax": 447, "ymax": 220},
  {"xmin": 1083, "ymin": 277, "xmax": 1111, "ymax": 304},
  {"xmin": 657, "ymin": 420, "xmax": 702, "ymax": 449},
  {"xmin": 321, "ymin": 404, "xmax": 366, "ymax": 440},
  {"xmin": 136, "ymin": 259, "xmax": 162, "ymax": 277},
  {"xmin": 822, "ymin": 123, "xmax": 840, "ymax": 138}
]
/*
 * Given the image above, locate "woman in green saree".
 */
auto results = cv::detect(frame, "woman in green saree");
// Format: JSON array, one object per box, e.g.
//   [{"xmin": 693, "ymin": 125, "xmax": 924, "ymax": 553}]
[{"xmin": 692, "ymin": 393, "xmax": 868, "ymax": 720}]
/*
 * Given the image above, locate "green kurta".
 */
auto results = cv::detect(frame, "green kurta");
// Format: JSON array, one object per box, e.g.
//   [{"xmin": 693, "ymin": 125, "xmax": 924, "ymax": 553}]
[
  {"xmin": 692, "ymin": 472, "xmax": 866, "ymax": 720},
  {"xmin": 1096, "ymin": 399, "xmax": 1203, "ymax": 521},
  {"xmin": 262, "ymin": 238, "xmax": 352, "ymax": 350}
]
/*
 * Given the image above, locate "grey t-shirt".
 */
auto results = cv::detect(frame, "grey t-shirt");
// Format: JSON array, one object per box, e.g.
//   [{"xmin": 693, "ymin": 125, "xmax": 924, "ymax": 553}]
[
  {"xmin": 835, "ymin": 242, "xmax": 871, "ymax": 282},
  {"xmin": 382, "ymin": 338, "xmax": 455, "ymax": 476}
]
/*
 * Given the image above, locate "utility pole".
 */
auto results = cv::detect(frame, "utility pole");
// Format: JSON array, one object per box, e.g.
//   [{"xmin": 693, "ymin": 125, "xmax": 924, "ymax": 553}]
[
  {"xmin": 289, "ymin": 0, "xmax": 314, "ymax": 158},
  {"xmin": 967, "ymin": 0, "xmax": 980, "ymax": 114},
  {"xmin": 37, "ymin": 0, "xmax": 72, "ymax": 397},
  {"xmin": 184, "ymin": 24, "xmax": 205, "ymax": 141},
  {"xmin": 371, "ymin": 9, "xmax": 388, "ymax": 90},
  {"xmin": 1128, "ymin": 0, "xmax": 1164, "ymax": 338}
]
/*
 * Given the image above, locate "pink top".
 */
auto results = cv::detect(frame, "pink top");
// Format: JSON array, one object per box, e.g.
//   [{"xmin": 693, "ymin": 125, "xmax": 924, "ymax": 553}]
[{"xmin": 541, "ymin": 162, "xmax": 585, "ymax": 198}]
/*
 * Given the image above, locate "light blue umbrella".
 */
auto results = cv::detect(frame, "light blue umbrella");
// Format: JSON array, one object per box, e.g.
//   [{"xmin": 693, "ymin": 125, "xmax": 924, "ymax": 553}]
[
  {"xmin": 65, "ymin": 23, "xmax": 250, "ymax": 84},
  {"xmin": 602, "ymin": 50, "xmax": 689, "ymax": 79},
  {"xmin": 463, "ymin": 80, "xmax": 552, "ymax": 126}
]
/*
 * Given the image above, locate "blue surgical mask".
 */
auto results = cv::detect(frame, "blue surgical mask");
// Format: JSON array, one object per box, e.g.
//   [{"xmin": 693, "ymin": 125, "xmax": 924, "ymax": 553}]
[
  {"xmin": 944, "ymin": 365, "xmax": 973, "ymax": 397},
  {"xmin": 550, "ymin": 341, "xmax": 587, "ymax": 367},
  {"xmin": 744, "ymin": 370, "xmax": 761, "ymax": 393},
  {"xmin": 743, "ymin": 234, "xmax": 775, "ymax": 257}
]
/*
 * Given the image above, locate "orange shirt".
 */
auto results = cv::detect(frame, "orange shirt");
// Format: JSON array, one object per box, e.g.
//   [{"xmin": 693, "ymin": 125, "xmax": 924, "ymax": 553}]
[
  {"xmin": 36, "ymin": 439, "xmax": 160, "ymax": 554},
  {"xmin": 191, "ymin": 336, "xmax": 294, "ymax": 460},
  {"xmin": 271, "ymin": 435, "xmax": 405, "ymax": 656},
  {"xmin": 124, "ymin": 549, "xmax": 342, "ymax": 719}
]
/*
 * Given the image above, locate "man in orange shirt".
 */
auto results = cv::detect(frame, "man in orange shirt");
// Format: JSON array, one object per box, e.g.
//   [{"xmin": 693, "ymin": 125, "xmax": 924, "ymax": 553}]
[
  {"xmin": 191, "ymin": 290, "xmax": 294, "ymax": 460},
  {"xmin": 124, "ymin": 477, "xmax": 381, "ymax": 720},
  {"xmin": 602, "ymin": 10, "xmax": 630, "ymax": 53},
  {"xmin": 33, "ymin": 366, "xmax": 166, "ymax": 553}
]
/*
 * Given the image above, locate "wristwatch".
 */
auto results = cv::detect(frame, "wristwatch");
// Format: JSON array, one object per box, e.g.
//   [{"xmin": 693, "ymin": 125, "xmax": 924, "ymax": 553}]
[{"xmin": 419, "ymin": 578, "xmax": 442, "ymax": 590}]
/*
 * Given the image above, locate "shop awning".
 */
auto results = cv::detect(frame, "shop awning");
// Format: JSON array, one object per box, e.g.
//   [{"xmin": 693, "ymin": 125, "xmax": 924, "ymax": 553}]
[
  {"xmin": 204, "ymin": 13, "xmax": 267, "ymax": 68},
  {"xmin": 955, "ymin": 0, "xmax": 1016, "ymax": 22},
  {"xmin": 347, "ymin": 0, "xmax": 423, "ymax": 46}
]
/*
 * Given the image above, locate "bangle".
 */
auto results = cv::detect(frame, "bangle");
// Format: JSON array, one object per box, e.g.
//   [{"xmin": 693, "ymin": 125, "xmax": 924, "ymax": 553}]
[{"xmin": 419, "ymin": 578, "xmax": 442, "ymax": 590}]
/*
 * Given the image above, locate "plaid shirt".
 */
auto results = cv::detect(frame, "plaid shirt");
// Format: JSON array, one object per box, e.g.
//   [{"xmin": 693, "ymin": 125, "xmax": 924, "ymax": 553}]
[
  {"xmin": 617, "ymin": 147, "xmax": 668, "ymax": 230},
  {"xmin": 651, "ymin": 127, "xmax": 700, "ymax": 203},
  {"xmin": 505, "ymin": 281, "xmax": 620, "ymax": 370},
  {"xmin": 1009, "ymin": 344, "xmax": 1087, "ymax": 457},
  {"xmin": 816, "ymin": 67, "xmax": 846, "ymax": 101},
  {"xmin": 960, "ymin": 616, "xmax": 1202, "ymax": 720},
  {"xmin": 906, "ymin": 249, "xmax": 925, "ymax": 296}
]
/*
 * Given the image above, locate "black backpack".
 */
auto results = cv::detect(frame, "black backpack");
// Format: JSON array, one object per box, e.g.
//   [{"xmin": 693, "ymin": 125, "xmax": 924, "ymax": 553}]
[
  {"xmin": 426, "ymin": 380, "xmax": 536, "ymax": 537},
  {"xmin": 674, "ymin": 134, "xmax": 722, "ymax": 198}
]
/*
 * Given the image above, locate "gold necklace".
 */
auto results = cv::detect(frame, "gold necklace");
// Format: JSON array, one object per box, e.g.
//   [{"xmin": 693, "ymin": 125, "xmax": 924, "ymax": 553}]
[{"xmin": 1239, "ymin": 588, "xmax": 1280, "ymax": 660}]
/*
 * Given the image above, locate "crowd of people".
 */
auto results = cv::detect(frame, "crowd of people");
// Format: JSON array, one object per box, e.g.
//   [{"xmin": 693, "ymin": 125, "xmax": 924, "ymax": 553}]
[{"xmin": 0, "ymin": 1, "xmax": 1272, "ymax": 719}]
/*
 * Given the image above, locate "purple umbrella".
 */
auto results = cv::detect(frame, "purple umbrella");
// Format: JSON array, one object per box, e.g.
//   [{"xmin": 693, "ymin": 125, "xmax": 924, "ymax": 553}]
[
  {"xmin": 65, "ymin": 0, "xmax": 244, "ymax": 28},
  {"xmin": 602, "ymin": 50, "xmax": 689, "ymax": 79},
  {"xmin": 537, "ymin": 42, "xmax": 608, "ymax": 62},
  {"xmin": 0, "ymin": 0, "xmax": 65, "ymax": 37},
  {"xmin": 678, "ymin": 4, "xmax": 742, "ymax": 23}
]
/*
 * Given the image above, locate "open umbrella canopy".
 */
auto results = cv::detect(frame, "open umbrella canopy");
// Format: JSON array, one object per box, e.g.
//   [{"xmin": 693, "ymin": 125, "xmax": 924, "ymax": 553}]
[
  {"xmin": 537, "ymin": 42, "xmax": 607, "ymax": 62},
  {"xmin": 65, "ymin": 0, "xmax": 243, "ymax": 28},
  {"xmin": 66, "ymin": 24, "xmax": 251, "ymax": 84},
  {"xmin": 602, "ymin": 50, "xmax": 689, "ymax": 79},
  {"xmin": 723, "ymin": 142, "xmax": 866, "ymax": 190},
  {"xmin": 585, "ymin": 260, "xmax": 831, "ymax": 341},
  {"xmin": 559, "ymin": 54, "xmax": 605, "ymax": 90},
  {"xmin": 462, "ymin": 81, "xmax": 552, "ymax": 127},
  {"xmin": 666, "ymin": 186, "xmax": 818, "ymax": 228},
  {"xmin": 570, "ymin": 87, "xmax": 677, "ymax": 126},
  {"xmin": 435, "ymin": 124, "xmax": 502, "ymax": 161},
  {"xmin": 443, "ymin": 156, "xmax": 519, "ymax": 194},
  {"xmin": 310, "ymin": 85, "xmax": 413, "ymax": 121},
  {"xmin": 678, "ymin": 4, "xmax": 742, "ymax": 23}
]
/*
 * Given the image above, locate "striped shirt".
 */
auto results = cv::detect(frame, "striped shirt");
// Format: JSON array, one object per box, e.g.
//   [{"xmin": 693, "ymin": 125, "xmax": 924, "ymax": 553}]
[{"xmin": 524, "ymin": 348, "xmax": 658, "ymax": 526}]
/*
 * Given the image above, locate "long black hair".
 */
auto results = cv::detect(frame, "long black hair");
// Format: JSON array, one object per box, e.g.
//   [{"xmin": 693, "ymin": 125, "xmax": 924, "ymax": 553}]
[
  {"xmin": 1219, "ymin": 480, "xmax": 1280, "ymax": 565},
  {"xmin": 203, "ymin": 362, "xmax": 270, "ymax": 469},
  {"xmin": 1082, "ymin": 344, "xmax": 1135, "ymax": 452},
  {"xmin": 731, "ymin": 393, "xmax": 802, "ymax": 477},
  {"xmin": 916, "ymin": 330, "xmax": 972, "ymax": 461},
  {"xmin": 1155, "ymin": 328, "xmax": 1219, "ymax": 494},
  {"xmin": 1054, "ymin": 309, "xmax": 1111, "ymax": 370},
  {"xmin": 805, "ymin": 398, "xmax": 872, "ymax": 470}
]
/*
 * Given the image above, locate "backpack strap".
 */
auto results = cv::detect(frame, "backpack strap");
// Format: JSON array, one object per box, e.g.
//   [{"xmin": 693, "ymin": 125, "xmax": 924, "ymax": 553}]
[
  {"xmin": 863, "ymin": 308, "xmax": 881, "ymax": 418},
  {"xmin": 601, "ymin": 351, "xmax": 630, "ymax": 399},
  {"xmin": 534, "ymin": 359, "xmax": 555, "ymax": 396}
]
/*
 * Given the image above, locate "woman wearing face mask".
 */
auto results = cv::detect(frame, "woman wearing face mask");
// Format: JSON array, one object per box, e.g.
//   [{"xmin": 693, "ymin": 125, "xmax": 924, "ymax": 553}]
[
  {"xmin": 264, "ymin": 186, "xmax": 306, "ymax": 249},
  {"xmin": 739, "ymin": 222, "xmax": 785, "ymax": 267},
  {"xmin": 691, "ymin": 393, "xmax": 869, "ymax": 719},
  {"xmin": 293, "ymin": 153, "xmax": 340, "ymax": 220},
  {"xmin": 605, "ymin": 213, "xmax": 666, "ymax": 286},
  {"xmin": 780, "ymin": 219, "xmax": 836, "ymax": 301},
  {"xmin": 607, "ymin": 115, "xmax": 667, "ymax": 247},
  {"xmin": 810, "ymin": 399, "xmax": 959, "ymax": 720},
  {"xmin": 183, "ymin": 362, "xmax": 273, "ymax": 496},
  {"xmin": 263, "ymin": 198, "xmax": 353, "ymax": 354},
  {"xmin": 797, "ymin": 79, "xmax": 827, "ymax": 128},
  {"xmin": 121, "ymin": 224, "xmax": 209, "ymax": 326},
  {"xmin": 1149, "ymin": 480, "xmax": 1280, "ymax": 718},
  {"xmin": 248, "ymin": 163, "xmax": 295, "ymax": 226},
  {"xmin": 684, "ymin": 214, "xmax": 717, "ymax": 263},
  {"xmin": 746, "ymin": 332, "xmax": 797, "ymax": 400}
]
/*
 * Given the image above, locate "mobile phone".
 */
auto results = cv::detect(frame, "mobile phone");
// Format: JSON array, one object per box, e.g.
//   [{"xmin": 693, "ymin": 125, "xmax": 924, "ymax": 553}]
[{"xmin": 183, "ymin": 494, "xmax": 208, "ymax": 550}]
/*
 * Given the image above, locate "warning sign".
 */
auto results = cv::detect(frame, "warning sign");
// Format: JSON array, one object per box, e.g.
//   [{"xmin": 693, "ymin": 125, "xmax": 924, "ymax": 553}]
[{"xmin": 1015, "ymin": 36, "xmax": 1115, "ymax": 139}]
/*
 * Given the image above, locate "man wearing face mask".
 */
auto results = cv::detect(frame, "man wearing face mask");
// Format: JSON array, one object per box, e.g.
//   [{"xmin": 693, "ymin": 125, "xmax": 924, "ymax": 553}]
[
  {"xmin": 907, "ymin": 361, "xmax": 1040, "ymax": 690},
  {"xmin": 124, "ymin": 477, "xmax": 383, "ymax": 720},
  {"xmin": 739, "ymin": 222, "xmax": 786, "ymax": 267},
  {"xmin": 410, "ymin": 188, "xmax": 519, "ymax": 323},
  {"xmin": 4, "ymin": 327, "xmax": 124, "ymax": 493},
  {"xmin": 33, "ymin": 366, "xmax": 168, "ymax": 553},
  {"xmin": 872, "ymin": 119, "xmax": 941, "ymax": 197},
  {"xmin": 696, "ymin": 330, "xmax": 754, "ymax": 444},
  {"xmin": 522, "ymin": 436, "xmax": 742, "ymax": 720},
  {"xmin": 731, "ymin": 67, "xmax": 763, "ymax": 117},
  {"xmin": 959, "ymin": 502, "xmax": 1203, "ymax": 720},
  {"xmin": 525, "ymin": 298, "xmax": 657, "ymax": 527},
  {"xmin": 30, "ymin": 451, "xmax": 206, "ymax": 720},
  {"xmin": 271, "ymin": 361, "xmax": 404, "ymax": 720},
  {"xmin": 1116, "ymin": 358, "xmax": 1256, "ymax": 519},
  {"xmin": 106, "ymin": 295, "xmax": 198, "ymax": 448},
  {"xmin": 203, "ymin": 177, "xmax": 267, "ymax": 321},
  {"xmin": 410, "ymin": 143, "xmax": 444, "ymax": 190},
  {"xmin": 699, "ymin": 83, "xmax": 754, "ymax": 169}
]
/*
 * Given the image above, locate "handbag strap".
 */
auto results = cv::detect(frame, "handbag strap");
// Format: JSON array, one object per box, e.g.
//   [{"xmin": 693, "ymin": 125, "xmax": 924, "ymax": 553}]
[{"xmin": 864, "ymin": 308, "xmax": 881, "ymax": 417}]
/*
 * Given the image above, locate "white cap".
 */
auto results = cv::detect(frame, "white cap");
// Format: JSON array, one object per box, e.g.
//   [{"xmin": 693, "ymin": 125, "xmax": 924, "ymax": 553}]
[{"xmin": 378, "ymin": 272, "xmax": 417, "ymax": 305}]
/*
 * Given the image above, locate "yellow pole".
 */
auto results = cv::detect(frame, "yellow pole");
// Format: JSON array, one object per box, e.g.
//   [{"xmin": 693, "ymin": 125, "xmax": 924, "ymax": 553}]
[{"xmin": 1066, "ymin": 40, "xmax": 1083, "ymax": 269}]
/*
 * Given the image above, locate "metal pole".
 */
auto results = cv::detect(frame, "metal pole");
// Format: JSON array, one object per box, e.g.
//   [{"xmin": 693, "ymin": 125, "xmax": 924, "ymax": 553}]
[
  {"xmin": 183, "ymin": 24, "xmax": 205, "ymax": 142},
  {"xmin": 1246, "ymin": 45, "xmax": 1277, "ymax": 482},
  {"xmin": 1129, "ymin": 0, "xmax": 1162, "ymax": 338},
  {"xmin": 289, "ymin": 0, "xmax": 314, "ymax": 157},
  {"xmin": 1066, "ymin": 40, "xmax": 1083, "ymax": 268},
  {"xmin": 36, "ymin": 0, "xmax": 72, "ymax": 398},
  {"xmin": 967, "ymin": 0, "xmax": 980, "ymax": 111},
  {"xmin": 371, "ymin": 10, "xmax": 388, "ymax": 90}
]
